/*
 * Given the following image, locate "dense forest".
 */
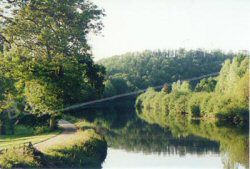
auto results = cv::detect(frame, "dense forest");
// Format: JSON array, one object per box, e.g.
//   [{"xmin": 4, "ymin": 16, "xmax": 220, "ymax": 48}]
[
  {"xmin": 99, "ymin": 49, "xmax": 234, "ymax": 96},
  {"xmin": 136, "ymin": 56, "xmax": 249, "ymax": 125}
]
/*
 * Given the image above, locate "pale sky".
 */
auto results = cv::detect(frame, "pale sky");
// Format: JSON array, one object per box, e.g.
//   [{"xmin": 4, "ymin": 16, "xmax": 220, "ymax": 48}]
[{"xmin": 89, "ymin": 0, "xmax": 250, "ymax": 60}]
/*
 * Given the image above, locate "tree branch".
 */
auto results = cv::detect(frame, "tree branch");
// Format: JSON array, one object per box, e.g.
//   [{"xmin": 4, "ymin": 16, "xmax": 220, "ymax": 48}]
[{"xmin": 0, "ymin": 32, "xmax": 11, "ymax": 45}]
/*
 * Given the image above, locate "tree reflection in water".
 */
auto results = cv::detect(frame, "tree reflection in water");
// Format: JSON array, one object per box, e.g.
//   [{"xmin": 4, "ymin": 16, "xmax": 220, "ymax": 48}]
[{"xmin": 73, "ymin": 99, "xmax": 249, "ymax": 169}]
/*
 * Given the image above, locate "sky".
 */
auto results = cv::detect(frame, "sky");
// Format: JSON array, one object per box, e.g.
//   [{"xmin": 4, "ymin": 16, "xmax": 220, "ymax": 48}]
[{"xmin": 89, "ymin": 0, "xmax": 250, "ymax": 60}]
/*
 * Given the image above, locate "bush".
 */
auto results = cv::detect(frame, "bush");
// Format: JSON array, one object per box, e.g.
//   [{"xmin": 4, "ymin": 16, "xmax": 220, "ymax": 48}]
[
  {"xmin": 188, "ymin": 102, "xmax": 201, "ymax": 117},
  {"xmin": 167, "ymin": 91, "xmax": 190, "ymax": 116},
  {"xmin": 0, "ymin": 148, "xmax": 39, "ymax": 169},
  {"xmin": 34, "ymin": 126, "xmax": 51, "ymax": 135}
]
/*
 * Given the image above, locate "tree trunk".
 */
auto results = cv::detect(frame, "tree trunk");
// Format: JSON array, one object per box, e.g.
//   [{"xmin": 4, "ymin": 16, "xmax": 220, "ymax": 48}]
[
  {"xmin": 49, "ymin": 116, "xmax": 56, "ymax": 130},
  {"xmin": 0, "ymin": 119, "xmax": 6, "ymax": 135},
  {"xmin": 9, "ymin": 119, "xmax": 14, "ymax": 135}
]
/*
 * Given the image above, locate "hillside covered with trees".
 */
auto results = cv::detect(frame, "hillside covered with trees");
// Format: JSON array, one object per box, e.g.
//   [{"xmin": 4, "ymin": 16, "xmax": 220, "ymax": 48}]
[{"xmin": 99, "ymin": 49, "xmax": 234, "ymax": 97}]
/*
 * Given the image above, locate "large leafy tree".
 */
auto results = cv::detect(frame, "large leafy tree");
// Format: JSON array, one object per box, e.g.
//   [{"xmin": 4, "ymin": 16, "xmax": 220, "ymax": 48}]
[
  {"xmin": 0, "ymin": 54, "xmax": 17, "ymax": 134},
  {"xmin": 0, "ymin": 0, "xmax": 105, "ymax": 129}
]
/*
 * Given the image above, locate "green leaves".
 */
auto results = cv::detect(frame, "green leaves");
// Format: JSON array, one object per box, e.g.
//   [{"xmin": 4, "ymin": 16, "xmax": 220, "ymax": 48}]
[
  {"xmin": 136, "ymin": 56, "xmax": 249, "ymax": 126},
  {"xmin": 195, "ymin": 77, "xmax": 217, "ymax": 92},
  {"xmin": 100, "ymin": 49, "xmax": 233, "ymax": 93},
  {"xmin": 0, "ymin": 0, "xmax": 106, "ymax": 124},
  {"xmin": 24, "ymin": 79, "xmax": 63, "ymax": 116}
]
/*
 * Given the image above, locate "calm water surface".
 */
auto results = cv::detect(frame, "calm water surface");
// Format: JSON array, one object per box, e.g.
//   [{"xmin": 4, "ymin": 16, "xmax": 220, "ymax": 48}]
[
  {"xmin": 103, "ymin": 149, "xmax": 226, "ymax": 169},
  {"xmin": 79, "ymin": 100, "xmax": 249, "ymax": 169}
]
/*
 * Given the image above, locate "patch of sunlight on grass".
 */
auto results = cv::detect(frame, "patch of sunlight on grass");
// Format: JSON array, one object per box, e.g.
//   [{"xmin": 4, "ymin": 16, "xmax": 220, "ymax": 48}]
[
  {"xmin": 62, "ymin": 114, "xmax": 94, "ymax": 128},
  {"xmin": 44, "ymin": 130, "xmax": 101, "ymax": 153},
  {"xmin": 75, "ymin": 120, "xmax": 95, "ymax": 128},
  {"xmin": 0, "ymin": 126, "xmax": 61, "ymax": 149}
]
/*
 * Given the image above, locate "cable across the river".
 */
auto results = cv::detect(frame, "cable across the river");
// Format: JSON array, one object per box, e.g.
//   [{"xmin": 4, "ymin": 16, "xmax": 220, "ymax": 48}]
[{"xmin": 58, "ymin": 72, "xmax": 219, "ymax": 112}]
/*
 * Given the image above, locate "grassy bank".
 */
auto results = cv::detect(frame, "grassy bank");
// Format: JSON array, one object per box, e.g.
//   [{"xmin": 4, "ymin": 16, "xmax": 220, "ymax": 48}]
[
  {"xmin": 0, "ymin": 129, "xmax": 107, "ymax": 169},
  {"xmin": 0, "ymin": 125, "xmax": 61, "ymax": 149}
]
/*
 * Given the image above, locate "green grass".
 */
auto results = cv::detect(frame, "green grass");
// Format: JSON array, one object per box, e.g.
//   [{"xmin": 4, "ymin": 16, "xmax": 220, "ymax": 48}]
[
  {"xmin": 0, "ymin": 129, "xmax": 107, "ymax": 169},
  {"xmin": 43, "ymin": 129, "xmax": 107, "ymax": 168},
  {"xmin": 62, "ymin": 114, "xmax": 79, "ymax": 123},
  {"xmin": 75, "ymin": 120, "xmax": 95, "ymax": 128},
  {"xmin": 0, "ymin": 147, "xmax": 40, "ymax": 169},
  {"xmin": 0, "ymin": 125, "xmax": 60, "ymax": 149},
  {"xmin": 62, "ymin": 114, "xmax": 96, "ymax": 129}
]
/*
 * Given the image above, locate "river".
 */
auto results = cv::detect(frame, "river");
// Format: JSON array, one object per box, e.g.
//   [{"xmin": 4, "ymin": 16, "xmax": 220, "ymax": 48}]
[{"xmin": 77, "ymin": 99, "xmax": 249, "ymax": 169}]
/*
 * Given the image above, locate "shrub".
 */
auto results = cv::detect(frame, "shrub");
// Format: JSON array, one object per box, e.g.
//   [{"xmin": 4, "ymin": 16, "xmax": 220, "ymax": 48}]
[
  {"xmin": 188, "ymin": 95, "xmax": 201, "ymax": 118},
  {"xmin": 34, "ymin": 126, "xmax": 51, "ymax": 135},
  {"xmin": 168, "ymin": 91, "xmax": 190, "ymax": 116},
  {"xmin": 0, "ymin": 147, "xmax": 39, "ymax": 169}
]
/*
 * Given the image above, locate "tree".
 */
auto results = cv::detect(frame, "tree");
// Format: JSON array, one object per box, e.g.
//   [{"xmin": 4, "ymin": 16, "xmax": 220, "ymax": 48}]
[
  {"xmin": 161, "ymin": 83, "xmax": 170, "ymax": 94},
  {"xmin": 99, "ymin": 49, "xmax": 233, "ymax": 95},
  {"xmin": 0, "ymin": 57, "xmax": 17, "ymax": 135},
  {"xmin": 0, "ymin": 35, "xmax": 4, "ymax": 52},
  {"xmin": 172, "ymin": 81, "xmax": 191, "ymax": 92},
  {"xmin": 215, "ymin": 60, "xmax": 231, "ymax": 93},
  {"xmin": 180, "ymin": 81, "xmax": 192, "ymax": 92},
  {"xmin": 103, "ymin": 74, "xmax": 131, "ymax": 97},
  {"xmin": 195, "ymin": 77, "xmax": 217, "ymax": 92},
  {"xmin": 136, "ymin": 56, "xmax": 249, "ymax": 125},
  {"xmin": 0, "ymin": 0, "xmax": 105, "ymax": 129},
  {"xmin": 24, "ymin": 80, "xmax": 63, "ymax": 130},
  {"xmin": 172, "ymin": 80, "xmax": 181, "ymax": 92},
  {"xmin": 103, "ymin": 80, "xmax": 116, "ymax": 97}
]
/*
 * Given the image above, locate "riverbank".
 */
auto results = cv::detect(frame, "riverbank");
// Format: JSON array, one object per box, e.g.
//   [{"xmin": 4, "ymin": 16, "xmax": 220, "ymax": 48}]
[
  {"xmin": 0, "ymin": 120, "xmax": 107, "ymax": 169},
  {"xmin": 62, "ymin": 104, "xmax": 249, "ymax": 169},
  {"xmin": 0, "ymin": 126, "xmax": 61, "ymax": 150},
  {"xmin": 136, "ymin": 57, "xmax": 249, "ymax": 126}
]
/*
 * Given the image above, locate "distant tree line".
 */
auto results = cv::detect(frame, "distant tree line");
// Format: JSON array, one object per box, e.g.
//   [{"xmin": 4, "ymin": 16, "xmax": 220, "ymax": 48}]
[{"xmin": 99, "ymin": 49, "xmax": 234, "ymax": 97}]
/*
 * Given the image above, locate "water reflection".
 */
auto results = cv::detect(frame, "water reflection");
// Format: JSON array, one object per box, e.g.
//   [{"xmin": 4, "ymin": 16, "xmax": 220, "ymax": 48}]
[
  {"xmin": 103, "ymin": 149, "xmax": 224, "ymax": 169},
  {"xmin": 75, "ymin": 99, "xmax": 249, "ymax": 169}
]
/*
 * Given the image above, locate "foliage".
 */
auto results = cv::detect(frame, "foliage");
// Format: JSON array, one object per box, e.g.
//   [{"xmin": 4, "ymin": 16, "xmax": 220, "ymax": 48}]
[
  {"xmin": 68, "ymin": 103, "xmax": 249, "ymax": 169},
  {"xmin": 24, "ymin": 80, "xmax": 63, "ymax": 116},
  {"xmin": 44, "ymin": 130, "xmax": 107, "ymax": 168},
  {"xmin": 136, "ymin": 105, "xmax": 249, "ymax": 169},
  {"xmin": 195, "ymin": 77, "xmax": 217, "ymax": 92},
  {"xmin": 103, "ymin": 74, "xmax": 132, "ymax": 97},
  {"xmin": 34, "ymin": 126, "xmax": 51, "ymax": 135},
  {"xmin": 0, "ymin": 130, "xmax": 107, "ymax": 168},
  {"xmin": 136, "ymin": 56, "xmax": 249, "ymax": 125},
  {"xmin": 0, "ymin": 147, "xmax": 40, "ymax": 169},
  {"xmin": 0, "ymin": 54, "xmax": 17, "ymax": 135},
  {"xmin": 172, "ymin": 80, "xmax": 192, "ymax": 92},
  {"xmin": 0, "ymin": 0, "xmax": 106, "ymax": 131},
  {"xmin": 100, "ymin": 49, "xmax": 233, "ymax": 96},
  {"xmin": 0, "ymin": 125, "xmax": 60, "ymax": 149}
]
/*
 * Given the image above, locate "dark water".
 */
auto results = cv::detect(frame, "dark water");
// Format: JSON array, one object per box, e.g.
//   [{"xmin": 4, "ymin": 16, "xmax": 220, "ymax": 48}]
[{"xmin": 77, "ymin": 99, "xmax": 249, "ymax": 169}]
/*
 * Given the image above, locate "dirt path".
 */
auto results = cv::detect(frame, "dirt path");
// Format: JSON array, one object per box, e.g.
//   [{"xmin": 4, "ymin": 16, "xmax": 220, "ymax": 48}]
[{"xmin": 34, "ymin": 120, "xmax": 77, "ymax": 152}]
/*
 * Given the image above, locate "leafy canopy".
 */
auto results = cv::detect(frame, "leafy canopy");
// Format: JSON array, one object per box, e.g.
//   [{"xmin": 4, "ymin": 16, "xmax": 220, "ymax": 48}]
[{"xmin": 0, "ymin": 0, "xmax": 105, "ymax": 122}]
